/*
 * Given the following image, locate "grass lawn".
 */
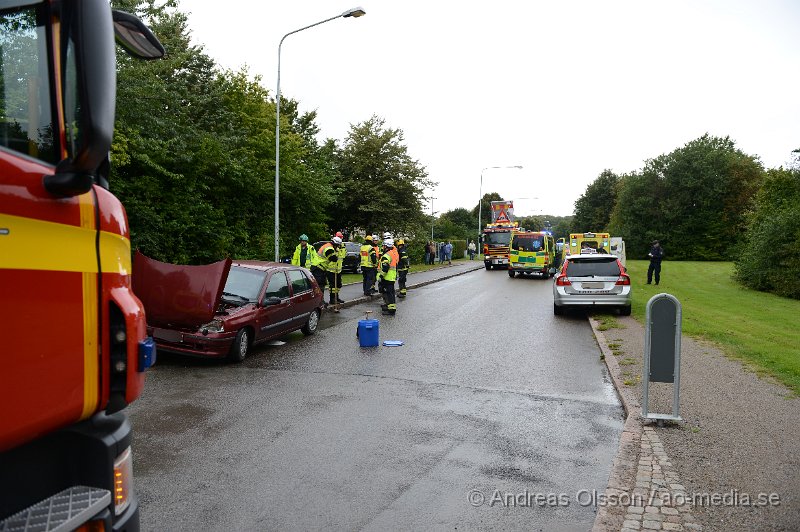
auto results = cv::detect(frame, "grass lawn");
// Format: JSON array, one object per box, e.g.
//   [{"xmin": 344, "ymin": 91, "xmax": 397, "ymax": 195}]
[{"xmin": 625, "ymin": 260, "xmax": 800, "ymax": 395}]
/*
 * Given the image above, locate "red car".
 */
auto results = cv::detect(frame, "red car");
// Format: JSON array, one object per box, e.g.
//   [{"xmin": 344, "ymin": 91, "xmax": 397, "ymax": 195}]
[{"xmin": 133, "ymin": 252, "xmax": 324, "ymax": 361}]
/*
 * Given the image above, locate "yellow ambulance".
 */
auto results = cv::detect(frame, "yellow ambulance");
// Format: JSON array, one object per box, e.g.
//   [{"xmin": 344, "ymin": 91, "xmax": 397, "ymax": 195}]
[{"xmin": 508, "ymin": 230, "xmax": 557, "ymax": 278}]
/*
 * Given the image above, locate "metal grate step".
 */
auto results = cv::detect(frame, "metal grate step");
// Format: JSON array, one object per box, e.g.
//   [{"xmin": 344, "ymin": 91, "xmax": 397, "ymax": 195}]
[{"xmin": 0, "ymin": 486, "xmax": 110, "ymax": 532}]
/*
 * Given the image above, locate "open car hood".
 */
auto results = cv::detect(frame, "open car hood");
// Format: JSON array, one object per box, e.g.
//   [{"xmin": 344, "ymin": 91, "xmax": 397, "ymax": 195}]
[{"xmin": 133, "ymin": 251, "xmax": 232, "ymax": 329}]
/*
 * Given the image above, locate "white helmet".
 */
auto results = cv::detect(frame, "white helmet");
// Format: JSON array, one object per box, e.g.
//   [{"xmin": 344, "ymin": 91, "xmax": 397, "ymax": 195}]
[
  {"xmin": 383, "ymin": 238, "xmax": 394, "ymax": 247},
  {"xmin": 383, "ymin": 231, "xmax": 392, "ymax": 239},
  {"xmin": 372, "ymin": 234, "xmax": 379, "ymax": 243},
  {"xmin": 332, "ymin": 236, "xmax": 343, "ymax": 245}
]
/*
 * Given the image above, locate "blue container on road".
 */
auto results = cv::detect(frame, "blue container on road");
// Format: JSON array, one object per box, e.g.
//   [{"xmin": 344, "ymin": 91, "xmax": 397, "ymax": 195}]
[{"xmin": 358, "ymin": 319, "xmax": 379, "ymax": 347}]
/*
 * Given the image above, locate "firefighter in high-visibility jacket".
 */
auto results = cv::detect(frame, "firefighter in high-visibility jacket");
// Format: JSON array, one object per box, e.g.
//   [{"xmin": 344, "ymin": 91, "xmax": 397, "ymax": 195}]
[
  {"xmin": 396, "ymin": 238, "xmax": 410, "ymax": 298},
  {"xmin": 291, "ymin": 234, "xmax": 316, "ymax": 269},
  {"xmin": 316, "ymin": 233, "xmax": 347, "ymax": 307},
  {"xmin": 360, "ymin": 235, "xmax": 378, "ymax": 296},
  {"xmin": 379, "ymin": 238, "xmax": 398, "ymax": 315}
]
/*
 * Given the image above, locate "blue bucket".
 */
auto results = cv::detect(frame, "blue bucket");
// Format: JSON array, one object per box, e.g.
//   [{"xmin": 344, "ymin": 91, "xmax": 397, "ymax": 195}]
[{"xmin": 358, "ymin": 319, "xmax": 379, "ymax": 347}]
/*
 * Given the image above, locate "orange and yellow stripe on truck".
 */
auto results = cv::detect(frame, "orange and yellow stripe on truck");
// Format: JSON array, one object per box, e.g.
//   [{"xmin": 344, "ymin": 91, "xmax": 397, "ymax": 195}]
[{"xmin": 0, "ymin": 156, "xmax": 146, "ymax": 452}]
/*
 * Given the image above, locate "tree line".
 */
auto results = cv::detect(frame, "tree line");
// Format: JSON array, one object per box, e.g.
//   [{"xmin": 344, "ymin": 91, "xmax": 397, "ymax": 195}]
[
  {"xmin": 571, "ymin": 135, "xmax": 800, "ymax": 299},
  {"xmin": 111, "ymin": 0, "xmax": 431, "ymax": 265}
]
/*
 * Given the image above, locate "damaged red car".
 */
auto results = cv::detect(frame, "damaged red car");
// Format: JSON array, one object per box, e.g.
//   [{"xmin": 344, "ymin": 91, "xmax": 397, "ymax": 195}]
[{"xmin": 133, "ymin": 252, "xmax": 324, "ymax": 362}]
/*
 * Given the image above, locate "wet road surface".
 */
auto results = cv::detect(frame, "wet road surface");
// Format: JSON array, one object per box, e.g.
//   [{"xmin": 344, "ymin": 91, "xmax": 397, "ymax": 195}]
[{"xmin": 129, "ymin": 265, "xmax": 623, "ymax": 531}]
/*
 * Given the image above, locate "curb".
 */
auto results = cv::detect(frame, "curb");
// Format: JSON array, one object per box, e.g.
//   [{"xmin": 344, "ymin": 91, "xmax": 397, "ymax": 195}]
[{"xmin": 589, "ymin": 317, "xmax": 702, "ymax": 532}]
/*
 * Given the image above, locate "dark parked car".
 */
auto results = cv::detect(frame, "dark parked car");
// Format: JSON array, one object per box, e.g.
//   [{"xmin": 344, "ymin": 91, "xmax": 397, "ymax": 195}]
[
  {"xmin": 133, "ymin": 252, "xmax": 324, "ymax": 362},
  {"xmin": 312, "ymin": 241, "xmax": 361, "ymax": 273}
]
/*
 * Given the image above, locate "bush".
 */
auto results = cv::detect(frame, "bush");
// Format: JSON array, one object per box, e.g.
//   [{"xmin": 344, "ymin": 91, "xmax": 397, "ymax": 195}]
[{"xmin": 734, "ymin": 167, "xmax": 800, "ymax": 299}]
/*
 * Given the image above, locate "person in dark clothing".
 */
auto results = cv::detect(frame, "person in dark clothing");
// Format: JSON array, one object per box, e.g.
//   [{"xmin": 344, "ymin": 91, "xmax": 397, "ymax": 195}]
[
  {"xmin": 396, "ymin": 239, "xmax": 410, "ymax": 298},
  {"xmin": 647, "ymin": 240, "xmax": 664, "ymax": 285}
]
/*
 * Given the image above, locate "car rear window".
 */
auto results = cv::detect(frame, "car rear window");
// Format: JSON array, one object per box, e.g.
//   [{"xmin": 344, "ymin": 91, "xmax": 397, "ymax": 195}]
[{"xmin": 566, "ymin": 258, "xmax": 620, "ymax": 277}]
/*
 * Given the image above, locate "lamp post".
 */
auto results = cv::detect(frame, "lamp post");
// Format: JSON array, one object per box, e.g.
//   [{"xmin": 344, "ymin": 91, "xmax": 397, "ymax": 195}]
[
  {"xmin": 274, "ymin": 7, "xmax": 366, "ymax": 261},
  {"xmin": 477, "ymin": 165, "xmax": 523, "ymax": 239},
  {"xmin": 428, "ymin": 196, "xmax": 437, "ymax": 240}
]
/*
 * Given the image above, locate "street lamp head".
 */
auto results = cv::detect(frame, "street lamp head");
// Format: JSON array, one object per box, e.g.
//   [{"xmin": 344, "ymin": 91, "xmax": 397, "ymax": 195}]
[{"xmin": 342, "ymin": 6, "xmax": 366, "ymax": 17}]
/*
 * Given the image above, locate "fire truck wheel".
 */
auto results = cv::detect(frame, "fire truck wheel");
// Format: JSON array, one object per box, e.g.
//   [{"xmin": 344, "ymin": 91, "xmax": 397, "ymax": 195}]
[
  {"xmin": 485, "ymin": 263, "xmax": 491, "ymax": 270},
  {"xmin": 508, "ymin": 269, "xmax": 515, "ymax": 278},
  {"xmin": 228, "ymin": 328, "xmax": 250, "ymax": 362}
]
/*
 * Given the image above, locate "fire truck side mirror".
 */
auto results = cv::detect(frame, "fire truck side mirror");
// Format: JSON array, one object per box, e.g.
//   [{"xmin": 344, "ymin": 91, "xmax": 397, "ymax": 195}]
[
  {"xmin": 112, "ymin": 10, "xmax": 165, "ymax": 60},
  {"xmin": 43, "ymin": 1, "xmax": 164, "ymax": 197}
]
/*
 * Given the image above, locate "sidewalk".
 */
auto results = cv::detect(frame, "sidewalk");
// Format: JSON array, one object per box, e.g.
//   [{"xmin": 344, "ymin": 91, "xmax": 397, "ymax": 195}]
[{"xmin": 591, "ymin": 315, "xmax": 799, "ymax": 532}]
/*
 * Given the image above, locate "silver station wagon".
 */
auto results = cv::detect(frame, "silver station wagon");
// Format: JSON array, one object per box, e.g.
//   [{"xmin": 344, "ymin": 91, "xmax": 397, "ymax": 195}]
[{"xmin": 552, "ymin": 253, "xmax": 631, "ymax": 316}]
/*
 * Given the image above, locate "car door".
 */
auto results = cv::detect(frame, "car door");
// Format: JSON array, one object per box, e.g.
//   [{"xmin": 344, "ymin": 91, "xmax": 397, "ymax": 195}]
[
  {"xmin": 254, "ymin": 270, "xmax": 294, "ymax": 341},
  {"xmin": 287, "ymin": 268, "xmax": 317, "ymax": 329}
]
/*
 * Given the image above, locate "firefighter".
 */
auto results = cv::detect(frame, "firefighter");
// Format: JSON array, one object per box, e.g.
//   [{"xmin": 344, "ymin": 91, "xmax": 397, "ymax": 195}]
[
  {"xmin": 316, "ymin": 233, "xmax": 347, "ymax": 310},
  {"xmin": 360, "ymin": 235, "xmax": 378, "ymax": 297},
  {"xmin": 370, "ymin": 234, "xmax": 380, "ymax": 293},
  {"xmin": 396, "ymin": 238, "xmax": 410, "ymax": 298},
  {"xmin": 291, "ymin": 234, "xmax": 315, "ymax": 269},
  {"xmin": 379, "ymin": 237, "xmax": 398, "ymax": 315}
]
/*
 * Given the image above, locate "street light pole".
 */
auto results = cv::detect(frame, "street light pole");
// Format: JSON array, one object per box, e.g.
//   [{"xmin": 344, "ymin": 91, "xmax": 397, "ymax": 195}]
[
  {"xmin": 429, "ymin": 196, "xmax": 437, "ymax": 240},
  {"xmin": 274, "ymin": 7, "xmax": 366, "ymax": 261},
  {"xmin": 477, "ymin": 165, "xmax": 523, "ymax": 239}
]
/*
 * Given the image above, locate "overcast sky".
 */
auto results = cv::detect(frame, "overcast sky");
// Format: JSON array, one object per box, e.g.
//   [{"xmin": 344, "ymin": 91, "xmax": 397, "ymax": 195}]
[{"xmin": 182, "ymin": 0, "xmax": 799, "ymax": 218}]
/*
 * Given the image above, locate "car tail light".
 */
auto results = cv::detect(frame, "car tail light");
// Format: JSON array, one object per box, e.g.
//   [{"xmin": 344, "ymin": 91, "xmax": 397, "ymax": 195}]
[
  {"xmin": 555, "ymin": 274, "xmax": 571, "ymax": 286},
  {"xmin": 615, "ymin": 274, "xmax": 631, "ymax": 286},
  {"xmin": 113, "ymin": 447, "xmax": 134, "ymax": 515}
]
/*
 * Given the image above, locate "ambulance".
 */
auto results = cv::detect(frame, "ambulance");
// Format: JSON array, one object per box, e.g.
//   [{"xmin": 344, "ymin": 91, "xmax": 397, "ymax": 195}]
[
  {"xmin": 564, "ymin": 232, "xmax": 611, "ymax": 259},
  {"xmin": 507, "ymin": 230, "xmax": 557, "ymax": 278}
]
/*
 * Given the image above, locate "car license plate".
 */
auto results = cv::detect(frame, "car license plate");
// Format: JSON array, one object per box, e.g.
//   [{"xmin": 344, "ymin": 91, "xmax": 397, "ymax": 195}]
[
  {"xmin": 580, "ymin": 282, "xmax": 605, "ymax": 289},
  {"xmin": 154, "ymin": 328, "xmax": 183, "ymax": 343}
]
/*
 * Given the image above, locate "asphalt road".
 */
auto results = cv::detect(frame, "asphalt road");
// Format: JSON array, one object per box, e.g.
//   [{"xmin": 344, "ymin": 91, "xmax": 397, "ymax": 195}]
[{"xmin": 128, "ymin": 264, "xmax": 623, "ymax": 531}]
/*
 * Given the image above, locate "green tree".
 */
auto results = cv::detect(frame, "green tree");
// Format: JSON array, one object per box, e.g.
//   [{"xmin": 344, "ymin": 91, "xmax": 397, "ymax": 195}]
[
  {"xmin": 572, "ymin": 169, "xmax": 619, "ymax": 232},
  {"xmin": 334, "ymin": 115, "xmax": 433, "ymax": 236},
  {"xmin": 734, "ymin": 166, "xmax": 800, "ymax": 299},
  {"xmin": 609, "ymin": 135, "xmax": 763, "ymax": 260},
  {"xmin": 111, "ymin": 0, "xmax": 332, "ymax": 262},
  {"xmin": 439, "ymin": 207, "xmax": 474, "ymax": 240}
]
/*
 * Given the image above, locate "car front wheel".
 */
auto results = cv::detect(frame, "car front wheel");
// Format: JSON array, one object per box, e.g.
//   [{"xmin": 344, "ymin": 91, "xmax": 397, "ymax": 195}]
[
  {"xmin": 302, "ymin": 309, "xmax": 320, "ymax": 335},
  {"xmin": 228, "ymin": 328, "xmax": 250, "ymax": 362}
]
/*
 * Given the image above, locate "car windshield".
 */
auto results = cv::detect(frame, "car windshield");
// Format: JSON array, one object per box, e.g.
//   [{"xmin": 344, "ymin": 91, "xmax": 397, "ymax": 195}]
[
  {"xmin": 223, "ymin": 266, "xmax": 267, "ymax": 302},
  {"xmin": 566, "ymin": 258, "xmax": 620, "ymax": 277},
  {"xmin": 512, "ymin": 235, "xmax": 544, "ymax": 252},
  {"xmin": 484, "ymin": 232, "xmax": 511, "ymax": 246}
]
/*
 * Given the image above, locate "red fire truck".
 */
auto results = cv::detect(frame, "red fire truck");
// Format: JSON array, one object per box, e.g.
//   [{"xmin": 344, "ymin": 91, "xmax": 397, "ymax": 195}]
[
  {"xmin": 482, "ymin": 200, "xmax": 517, "ymax": 270},
  {"xmin": 0, "ymin": 1, "xmax": 163, "ymax": 529}
]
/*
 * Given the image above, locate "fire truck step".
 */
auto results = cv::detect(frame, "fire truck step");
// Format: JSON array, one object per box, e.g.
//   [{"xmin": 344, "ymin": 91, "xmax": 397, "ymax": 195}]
[{"xmin": 0, "ymin": 486, "xmax": 110, "ymax": 532}]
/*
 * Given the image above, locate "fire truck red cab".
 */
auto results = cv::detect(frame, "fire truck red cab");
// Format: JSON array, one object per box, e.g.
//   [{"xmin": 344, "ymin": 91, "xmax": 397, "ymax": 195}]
[{"xmin": 0, "ymin": 1, "xmax": 163, "ymax": 529}]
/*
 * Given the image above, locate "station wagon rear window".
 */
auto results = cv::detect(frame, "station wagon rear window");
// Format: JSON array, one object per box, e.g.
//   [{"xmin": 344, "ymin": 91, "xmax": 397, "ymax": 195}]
[{"xmin": 566, "ymin": 258, "xmax": 620, "ymax": 277}]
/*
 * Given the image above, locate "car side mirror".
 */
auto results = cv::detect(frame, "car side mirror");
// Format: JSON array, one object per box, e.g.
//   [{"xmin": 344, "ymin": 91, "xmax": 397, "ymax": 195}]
[{"xmin": 262, "ymin": 296, "xmax": 281, "ymax": 306}]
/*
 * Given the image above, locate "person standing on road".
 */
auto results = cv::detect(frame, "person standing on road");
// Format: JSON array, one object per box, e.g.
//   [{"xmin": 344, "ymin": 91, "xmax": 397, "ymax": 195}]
[
  {"xmin": 317, "ymin": 233, "xmax": 347, "ymax": 308},
  {"xmin": 427, "ymin": 241, "xmax": 436, "ymax": 265},
  {"xmin": 396, "ymin": 239, "xmax": 410, "ymax": 298},
  {"xmin": 424, "ymin": 241, "xmax": 431, "ymax": 266},
  {"xmin": 468, "ymin": 240, "xmax": 476, "ymax": 260},
  {"xmin": 360, "ymin": 235, "xmax": 378, "ymax": 297},
  {"xmin": 647, "ymin": 240, "xmax": 664, "ymax": 285},
  {"xmin": 291, "ymin": 234, "xmax": 315, "ymax": 269},
  {"xmin": 379, "ymin": 237, "xmax": 398, "ymax": 315}
]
